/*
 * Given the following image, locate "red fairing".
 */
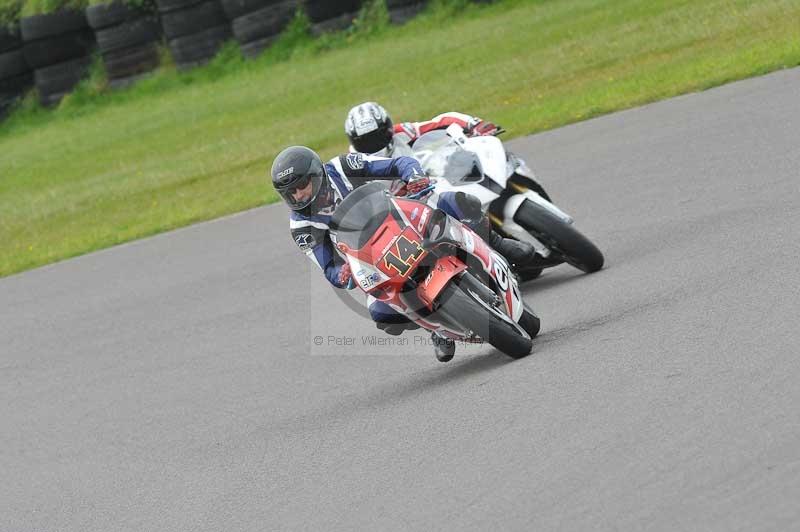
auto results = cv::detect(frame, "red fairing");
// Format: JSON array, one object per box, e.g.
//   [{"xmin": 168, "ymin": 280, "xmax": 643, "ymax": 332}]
[
  {"xmin": 417, "ymin": 256, "xmax": 467, "ymax": 309},
  {"xmin": 336, "ymin": 194, "xmax": 523, "ymax": 339},
  {"xmin": 337, "ymin": 198, "xmax": 430, "ymax": 310},
  {"xmin": 393, "ymin": 198, "xmax": 434, "ymax": 235}
]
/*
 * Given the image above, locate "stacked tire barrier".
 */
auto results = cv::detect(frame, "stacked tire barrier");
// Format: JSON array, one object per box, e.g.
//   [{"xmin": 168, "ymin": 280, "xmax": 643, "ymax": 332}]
[
  {"xmin": 387, "ymin": 0, "xmax": 426, "ymax": 25},
  {"xmin": 0, "ymin": 24, "xmax": 33, "ymax": 117},
  {"xmin": 20, "ymin": 10, "xmax": 95, "ymax": 107},
  {"xmin": 158, "ymin": 0, "xmax": 231, "ymax": 69},
  {"xmin": 305, "ymin": 0, "xmax": 361, "ymax": 36},
  {"xmin": 222, "ymin": 0, "xmax": 298, "ymax": 59},
  {"xmin": 87, "ymin": 1, "xmax": 161, "ymax": 88}
]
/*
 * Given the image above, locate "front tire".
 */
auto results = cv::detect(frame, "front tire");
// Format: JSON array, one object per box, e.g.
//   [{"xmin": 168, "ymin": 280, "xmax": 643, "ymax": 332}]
[
  {"xmin": 514, "ymin": 200, "xmax": 604, "ymax": 273},
  {"xmin": 435, "ymin": 272, "xmax": 532, "ymax": 359},
  {"xmin": 519, "ymin": 306, "xmax": 541, "ymax": 338}
]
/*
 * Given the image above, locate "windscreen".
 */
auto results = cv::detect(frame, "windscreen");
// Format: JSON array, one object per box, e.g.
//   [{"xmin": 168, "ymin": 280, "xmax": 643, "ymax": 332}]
[
  {"xmin": 329, "ymin": 182, "xmax": 393, "ymax": 250},
  {"xmin": 412, "ymin": 130, "xmax": 484, "ymax": 184}
]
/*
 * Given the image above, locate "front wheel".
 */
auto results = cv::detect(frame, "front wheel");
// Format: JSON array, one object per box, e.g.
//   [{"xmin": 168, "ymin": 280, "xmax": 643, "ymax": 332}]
[
  {"xmin": 435, "ymin": 272, "xmax": 533, "ymax": 359},
  {"xmin": 514, "ymin": 200, "xmax": 604, "ymax": 273},
  {"xmin": 519, "ymin": 306, "xmax": 541, "ymax": 338}
]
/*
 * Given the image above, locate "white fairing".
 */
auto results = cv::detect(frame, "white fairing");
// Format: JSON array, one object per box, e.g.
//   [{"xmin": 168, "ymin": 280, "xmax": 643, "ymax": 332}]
[
  {"xmin": 413, "ymin": 126, "xmax": 575, "ymax": 259},
  {"xmin": 507, "ymin": 190, "xmax": 574, "ymax": 225},
  {"xmin": 413, "ymin": 131, "xmax": 500, "ymax": 209},
  {"xmin": 462, "ymin": 136, "xmax": 510, "ymax": 187},
  {"xmin": 412, "ymin": 125, "xmax": 511, "ymax": 210},
  {"xmin": 428, "ymin": 178, "xmax": 498, "ymax": 209},
  {"xmin": 348, "ymin": 256, "xmax": 390, "ymax": 291},
  {"xmin": 443, "ymin": 123, "xmax": 510, "ymax": 187},
  {"xmin": 488, "ymin": 252, "xmax": 525, "ymax": 322}
]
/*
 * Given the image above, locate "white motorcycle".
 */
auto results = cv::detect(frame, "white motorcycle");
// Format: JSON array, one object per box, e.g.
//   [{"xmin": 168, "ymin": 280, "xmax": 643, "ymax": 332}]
[{"xmin": 404, "ymin": 124, "xmax": 604, "ymax": 280}]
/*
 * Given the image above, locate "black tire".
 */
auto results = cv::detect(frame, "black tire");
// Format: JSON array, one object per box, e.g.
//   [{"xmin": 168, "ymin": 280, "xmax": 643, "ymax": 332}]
[
  {"xmin": 0, "ymin": 98, "xmax": 11, "ymax": 116},
  {"xmin": 160, "ymin": 0, "xmax": 228, "ymax": 39},
  {"xmin": 96, "ymin": 17, "xmax": 160, "ymax": 52},
  {"xmin": 167, "ymin": 24, "xmax": 231, "ymax": 66},
  {"xmin": 20, "ymin": 11, "xmax": 88, "ymax": 41},
  {"xmin": 436, "ymin": 272, "xmax": 533, "ymax": 359},
  {"xmin": 157, "ymin": 0, "xmax": 205, "ymax": 14},
  {"xmin": 231, "ymin": 1, "xmax": 294, "ymax": 44},
  {"xmin": 34, "ymin": 55, "xmax": 91, "ymax": 106},
  {"xmin": 0, "ymin": 97, "xmax": 14, "ymax": 118},
  {"xmin": 23, "ymin": 30, "xmax": 95, "ymax": 69},
  {"xmin": 0, "ymin": 71, "xmax": 33, "ymax": 94},
  {"xmin": 310, "ymin": 11, "xmax": 357, "ymax": 35},
  {"xmin": 220, "ymin": 0, "xmax": 286, "ymax": 21},
  {"xmin": 386, "ymin": 0, "xmax": 423, "ymax": 6},
  {"xmin": 239, "ymin": 34, "xmax": 274, "ymax": 58},
  {"xmin": 103, "ymin": 42, "xmax": 160, "ymax": 78},
  {"xmin": 0, "ymin": 25, "xmax": 22, "ymax": 53},
  {"xmin": 519, "ymin": 305, "xmax": 541, "ymax": 338},
  {"xmin": 303, "ymin": 0, "xmax": 359, "ymax": 23},
  {"xmin": 514, "ymin": 199, "xmax": 604, "ymax": 273},
  {"xmin": 107, "ymin": 71, "xmax": 151, "ymax": 88},
  {"xmin": 388, "ymin": 2, "xmax": 425, "ymax": 25},
  {"xmin": 86, "ymin": 1, "xmax": 135, "ymax": 29},
  {"xmin": 0, "ymin": 49, "xmax": 28, "ymax": 79}
]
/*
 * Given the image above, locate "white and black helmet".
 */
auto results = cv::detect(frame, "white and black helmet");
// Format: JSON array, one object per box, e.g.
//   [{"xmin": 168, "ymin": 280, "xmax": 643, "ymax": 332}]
[{"xmin": 344, "ymin": 102, "xmax": 394, "ymax": 155}]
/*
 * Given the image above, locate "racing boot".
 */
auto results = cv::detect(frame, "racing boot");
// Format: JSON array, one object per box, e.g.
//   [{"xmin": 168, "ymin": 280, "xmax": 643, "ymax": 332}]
[
  {"xmin": 431, "ymin": 331, "xmax": 455, "ymax": 362},
  {"xmin": 473, "ymin": 215, "xmax": 536, "ymax": 266}
]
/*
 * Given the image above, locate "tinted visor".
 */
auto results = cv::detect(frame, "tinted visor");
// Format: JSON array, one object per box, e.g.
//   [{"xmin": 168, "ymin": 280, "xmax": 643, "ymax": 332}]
[
  {"xmin": 351, "ymin": 127, "xmax": 393, "ymax": 155},
  {"xmin": 276, "ymin": 165, "xmax": 325, "ymax": 211}
]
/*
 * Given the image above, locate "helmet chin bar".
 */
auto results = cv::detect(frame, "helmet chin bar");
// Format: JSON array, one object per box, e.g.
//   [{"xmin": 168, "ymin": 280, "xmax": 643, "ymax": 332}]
[{"xmin": 371, "ymin": 138, "xmax": 394, "ymax": 158}]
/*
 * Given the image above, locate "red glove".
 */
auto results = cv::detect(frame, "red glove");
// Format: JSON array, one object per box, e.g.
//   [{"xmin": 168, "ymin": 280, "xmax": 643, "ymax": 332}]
[
  {"xmin": 469, "ymin": 120, "xmax": 500, "ymax": 137},
  {"xmin": 389, "ymin": 179, "xmax": 408, "ymax": 197},
  {"xmin": 405, "ymin": 176, "xmax": 432, "ymax": 196},
  {"xmin": 337, "ymin": 263, "xmax": 354, "ymax": 288}
]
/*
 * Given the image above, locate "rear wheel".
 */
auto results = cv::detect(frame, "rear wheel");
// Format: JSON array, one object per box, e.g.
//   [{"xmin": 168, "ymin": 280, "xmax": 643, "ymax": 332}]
[
  {"xmin": 435, "ymin": 272, "xmax": 532, "ymax": 359},
  {"xmin": 514, "ymin": 199, "xmax": 604, "ymax": 273}
]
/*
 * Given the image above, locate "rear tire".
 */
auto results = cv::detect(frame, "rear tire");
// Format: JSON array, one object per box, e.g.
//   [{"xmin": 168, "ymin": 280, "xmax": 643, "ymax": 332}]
[
  {"xmin": 436, "ymin": 272, "xmax": 532, "ymax": 359},
  {"xmin": 514, "ymin": 199, "xmax": 604, "ymax": 273}
]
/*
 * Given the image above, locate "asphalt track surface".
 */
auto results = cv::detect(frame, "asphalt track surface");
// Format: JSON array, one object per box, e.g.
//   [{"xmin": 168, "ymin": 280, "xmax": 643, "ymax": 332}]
[{"xmin": 3, "ymin": 68, "xmax": 800, "ymax": 531}]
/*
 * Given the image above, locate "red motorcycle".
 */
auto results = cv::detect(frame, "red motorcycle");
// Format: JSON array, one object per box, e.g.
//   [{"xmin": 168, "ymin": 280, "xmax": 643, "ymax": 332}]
[{"xmin": 329, "ymin": 182, "xmax": 540, "ymax": 359}]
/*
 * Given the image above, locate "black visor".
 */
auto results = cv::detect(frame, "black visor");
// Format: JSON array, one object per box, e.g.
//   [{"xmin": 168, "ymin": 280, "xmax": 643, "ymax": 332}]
[
  {"xmin": 276, "ymin": 165, "xmax": 326, "ymax": 211},
  {"xmin": 351, "ymin": 127, "xmax": 394, "ymax": 155}
]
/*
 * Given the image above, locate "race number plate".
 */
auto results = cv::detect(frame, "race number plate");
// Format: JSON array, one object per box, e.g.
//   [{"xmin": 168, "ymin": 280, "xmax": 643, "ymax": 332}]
[{"xmin": 378, "ymin": 227, "xmax": 424, "ymax": 277}]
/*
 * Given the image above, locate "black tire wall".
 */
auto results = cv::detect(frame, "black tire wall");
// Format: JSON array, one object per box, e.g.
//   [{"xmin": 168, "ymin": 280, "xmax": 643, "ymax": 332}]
[
  {"xmin": 223, "ymin": 0, "xmax": 296, "ymax": 58},
  {"xmin": 157, "ymin": 0, "xmax": 231, "ymax": 69},
  {"xmin": 20, "ymin": 10, "xmax": 95, "ymax": 106},
  {"xmin": 87, "ymin": 1, "xmax": 161, "ymax": 87},
  {"xmin": 0, "ymin": 26, "xmax": 34, "ymax": 118},
  {"xmin": 304, "ymin": 0, "xmax": 361, "ymax": 35},
  {"xmin": 387, "ymin": 0, "xmax": 427, "ymax": 25}
]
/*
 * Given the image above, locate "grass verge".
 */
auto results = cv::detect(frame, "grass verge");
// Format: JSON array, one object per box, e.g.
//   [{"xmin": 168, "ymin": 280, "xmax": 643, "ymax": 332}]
[{"xmin": 0, "ymin": 0, "xmax": 799, "ymax": 277}]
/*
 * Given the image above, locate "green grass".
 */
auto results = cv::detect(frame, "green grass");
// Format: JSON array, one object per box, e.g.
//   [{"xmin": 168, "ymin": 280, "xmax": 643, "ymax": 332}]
[{"xmin": 1, "ymin": 0, "xmax": 799, "ymax": 277}]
